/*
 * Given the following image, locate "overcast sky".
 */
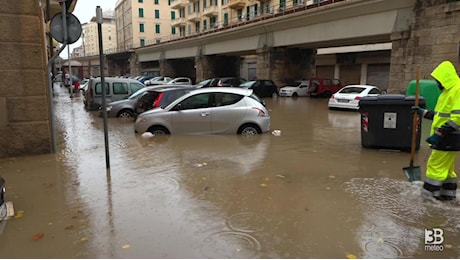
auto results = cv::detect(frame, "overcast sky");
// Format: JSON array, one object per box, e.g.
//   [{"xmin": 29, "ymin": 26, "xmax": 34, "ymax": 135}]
[{"xmin": 61, "ymin": 0, "xmax": 118, "ymax": 59}]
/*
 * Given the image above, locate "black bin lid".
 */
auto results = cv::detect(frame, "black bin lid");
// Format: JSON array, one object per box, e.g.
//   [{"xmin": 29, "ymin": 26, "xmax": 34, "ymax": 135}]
[{"xmin": 359, "ymin": 94, "xmax": 425, "ymax": 106}]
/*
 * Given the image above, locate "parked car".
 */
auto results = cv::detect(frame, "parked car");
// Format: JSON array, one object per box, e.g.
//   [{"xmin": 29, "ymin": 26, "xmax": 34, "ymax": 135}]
[
  {"xmin": 166, "ymin": 77, "xmax": 193, "ymax": 85},
  {"xmin": 137, "ymin": 75, "xmax": 155, "ymax": 84},
  {"xmin": 208, "ymin": 77, "xmax": 247, "ymax": 88},
  {"xmin": 239, "ymin": 80, "xmax": 278, "ymax": 98},
  {"xmin": 0, "ymin": 177, "xmax": 6, "ymax": 222},
  {"xmin": 134, "ymin": 86, "xmax": 197, "ymax": 115},
  {"xmin": 134, "ymin": 87, "xmax": 270, "ymax": 135},
  {"xmin": 194, "ymin": 79, "xmax": 213, "ymax": 88},
  {"xmin": 145, "ymin": 76, "xmax": 172, "ymax": 86},
  {"xmin": 279, "ymin": 80, "xmax": 310, "ymax": 97},
  {"xmin": 99, "ymin": 85, "xmax": 172, "ymax": 118},
  {"xmin": 83, "ymin": 77, "xmax": 145, "ymax": 110},
  {"xmin": 306, "ymin": 78, "xmax": 342, "ymax": 97},
  {"xmin": 328, "ymin": 84, "xmax": 382, "ymax": 110}
]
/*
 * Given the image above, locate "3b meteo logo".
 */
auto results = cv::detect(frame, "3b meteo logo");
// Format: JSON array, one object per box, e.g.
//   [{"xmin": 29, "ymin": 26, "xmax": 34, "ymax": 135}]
[{"xmin": 424, "ymin": 228, "xmax": 444, "ymax": 252}]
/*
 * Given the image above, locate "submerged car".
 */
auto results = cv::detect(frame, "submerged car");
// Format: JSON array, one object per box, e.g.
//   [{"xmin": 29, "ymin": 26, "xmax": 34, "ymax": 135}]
[
  {"xmin": 328, "ymin": 84, "xmax": 382, "ymax": 110},
  {"xmin": 279, "ymin": 80, "xmax": 309, "ymax": 97},
  {"xmin": 0, "ymin": 177, "xmax": 6, "ymax": 222},
  {"xmin": 99, "ymin": 85, "xmax": 171, "ymax": 118},
  {"xmin": 134, "ymin": 87, "xmax": 270, "ymax": 135},
  {"xmin": 239, "ymin": 80, "xmax": 278, "ymax": 98},
  {"xmin": 134, "ymin": 86, "xmax": 197, "ymax": 116}
]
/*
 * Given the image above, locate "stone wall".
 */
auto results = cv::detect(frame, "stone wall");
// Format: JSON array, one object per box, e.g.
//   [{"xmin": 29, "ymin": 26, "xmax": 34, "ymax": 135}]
[
  {"xmin": 0, "ymin": 1, "xmax": 53, "ymax": 158},
  {"xmin": 390, "ymin": 0, "xmax": 460, "ymax": 93}
]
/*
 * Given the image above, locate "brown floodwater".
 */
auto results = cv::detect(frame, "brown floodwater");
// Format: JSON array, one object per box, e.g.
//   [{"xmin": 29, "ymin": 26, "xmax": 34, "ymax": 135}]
[{"xmin": 0, "ymin": 86, "xmax": 459, "ymax": 258}]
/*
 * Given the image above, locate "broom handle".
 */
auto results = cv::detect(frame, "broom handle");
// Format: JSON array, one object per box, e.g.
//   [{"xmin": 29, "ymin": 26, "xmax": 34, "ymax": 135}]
[{"xmin": 410, "ymin": 66, "xmax": 421, "ymax": 163}]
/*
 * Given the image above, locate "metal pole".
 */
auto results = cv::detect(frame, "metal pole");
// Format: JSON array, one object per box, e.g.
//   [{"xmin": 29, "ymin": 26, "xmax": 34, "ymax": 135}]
[
  {"xmin": 68, "ymin": 45, "xmax": 73, "ymax": 98},
  {"xmin": 46, "ymin": 0, "xmax": 69, "ymax": 153},
  {"xmin": 97, "ymin": 6, "xmax": 111, "ymax": 170}
]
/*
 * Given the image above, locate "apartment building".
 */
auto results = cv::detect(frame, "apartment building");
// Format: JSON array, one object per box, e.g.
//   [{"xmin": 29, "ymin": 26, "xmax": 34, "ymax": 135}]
[
  {"xmin": 115, "ymin": 0, "xmax": 173, "ymax": 51},
  {"xmin": 170, "ymin": 0, "xmax": 327, "ymax": 37},
  {"xmin": 81, "ymin": 16, "xmax": 117, "ymax": 56}
]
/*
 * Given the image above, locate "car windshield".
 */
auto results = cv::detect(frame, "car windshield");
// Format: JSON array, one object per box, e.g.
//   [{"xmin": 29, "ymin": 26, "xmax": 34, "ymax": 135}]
[
  {"xmin": 196, "ymin": 79, "xmax": 211, "ymax": 86},
  {"xmin": 339, "ymin": 87, "xmax": 366, "ymax": 94},
  {"xmin": 128, "ymin": 88, "xmax": 148, "ymax": 99},
  {"xmin": 240, "ymin": 81, "xmax": 255, "ymax": 88}
]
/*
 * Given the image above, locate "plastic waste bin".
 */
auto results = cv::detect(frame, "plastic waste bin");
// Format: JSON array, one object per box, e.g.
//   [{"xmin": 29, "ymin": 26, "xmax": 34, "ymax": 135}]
[
  {"xmin": 358, "ymin": 94, "xmax": 425, "ymax": 151},
  {"xmin": 406, "ymin": 79, "xmax": 440, "ymax": 110}
]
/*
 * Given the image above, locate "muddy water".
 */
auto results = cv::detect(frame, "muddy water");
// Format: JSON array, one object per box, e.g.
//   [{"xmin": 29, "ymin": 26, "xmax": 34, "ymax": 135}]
[{"xmin": 0, "ymin": 87, "xmax": 460, "ymax": 258}]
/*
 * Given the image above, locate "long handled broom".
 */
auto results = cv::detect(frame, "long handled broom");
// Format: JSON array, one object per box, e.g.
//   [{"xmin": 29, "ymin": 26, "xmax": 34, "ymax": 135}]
[{"xmin": 403, "ymin": 66, "xmax": 422, "ymax": 182}]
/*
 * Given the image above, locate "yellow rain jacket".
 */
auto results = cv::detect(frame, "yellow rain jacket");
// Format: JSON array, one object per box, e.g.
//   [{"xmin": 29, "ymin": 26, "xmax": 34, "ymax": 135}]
[{"xmin": 429, "ymin": 61, "xmax": 460, "ymax": 151}]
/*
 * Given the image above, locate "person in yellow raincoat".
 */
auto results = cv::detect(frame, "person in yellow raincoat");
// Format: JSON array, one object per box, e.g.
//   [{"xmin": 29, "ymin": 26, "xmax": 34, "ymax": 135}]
[{"xmin": 412, "ymin": 60, "xmax": 460, "ymax": 200}]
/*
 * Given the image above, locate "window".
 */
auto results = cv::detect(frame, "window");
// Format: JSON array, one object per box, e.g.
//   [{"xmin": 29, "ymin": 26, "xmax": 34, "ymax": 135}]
[
  {"xmin": 155, "ymin": 10, "xmax": 160, "ymax": 18},
  {"xmin": 179, "ymin": 93, "xmax": 211, "ymax": 110},
  {"xmin": 237, "ymin": 9, "xmax": 243, "ymax": 21},
  {"xmin": 195, "ymin": 21, "xmax": 200, "ymax": 33},
  {"xmin": 138, "ymin": 0, "xmax": 143, "ymax": 2},
  {"xmin": 210, "ymin": 16, "xmax": 216, "ymax": 27},
  {"xmin": 203, "ymin": 0, "xmax": 207, "ymax": 8},
  {"xmin": 223, "ymin": 13, "xmax": 228, "ymax": 26},
  {"xmin": 279, "ymin": 0, "xmax": 286, "ymax": 10},
  {"xmin": 130, "ymin": 83, "xmax": 144, "ymax": 93},
  {"xmin": 203, "ymin": 20, "xmax": 207, "ymax": 30},
  {"xmin": 113, "ymin": 83, "xmax": 129, "ymax": 95},
  {"xmin": 154, "ymin": 0, "xmax": 159, "ymax": 4},
  {"xmin": 140, "ymin": 39, "xmax": 145, "ymax": 46},
  {"xmin": 139, "ymin": 8, "xmax": 144, "ymax": 17},
  {"xmin": 172, "ymin": 27, "xmax": 176, "ymax": 34},
  {"xmin": 95, "ymin": 82, "xmax": 109, "ymax": 95},
  {"xmin": 171, "ymin": 11, "xmax": 176, "ymax": 20},
  {"xmin": 139, "ymin": 23, "xmax": 145, "ymax": 32},
  {"xmin": 155, "ymin": 24, "xmax": 160, "ymax": 33},
  {"xmin": 213, "ymin": 93, "xmax": 242, "ymax": 107}
]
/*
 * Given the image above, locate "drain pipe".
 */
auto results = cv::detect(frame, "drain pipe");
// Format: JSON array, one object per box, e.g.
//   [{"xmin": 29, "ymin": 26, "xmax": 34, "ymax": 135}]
[{"xmin": 47, "ymin": 0, "xmax": 69, "ymax": 153}]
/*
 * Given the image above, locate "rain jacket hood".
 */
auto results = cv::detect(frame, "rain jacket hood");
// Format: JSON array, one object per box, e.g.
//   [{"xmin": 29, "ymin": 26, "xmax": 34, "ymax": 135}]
[{"xmin": 431, "ymin": 60, "xmax": 460, "ymax": 90}]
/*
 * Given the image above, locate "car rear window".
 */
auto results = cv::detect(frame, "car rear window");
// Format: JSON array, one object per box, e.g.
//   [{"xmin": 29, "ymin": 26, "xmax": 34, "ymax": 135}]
[
  {"xmin": 159, "ymin": 89, "xmax": 193, "ymax": 107},
  {"xmin": 249, "ymin": 93, "xmax": 264, "ymax": 105},
  {"xmin": 340, "ymin": 87, "xmax": 366, "ymax": 94},
  {"xmin": 214, "ymin": 93, "xmax": 242, "ymax": 106}
]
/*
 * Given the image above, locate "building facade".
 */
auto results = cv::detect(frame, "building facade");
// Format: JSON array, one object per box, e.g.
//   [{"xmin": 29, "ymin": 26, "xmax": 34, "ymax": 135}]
[
  {"xmin": 115, "ymin": 0, "xmax": 173, "ymax": 51},
  {"xmin": 81, "ymin": 16, "xmax": 117, "ymax": 56}
]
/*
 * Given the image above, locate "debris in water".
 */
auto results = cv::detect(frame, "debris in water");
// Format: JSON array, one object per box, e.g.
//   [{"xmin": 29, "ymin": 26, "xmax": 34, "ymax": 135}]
[
  {"xmin": 346, "ymin": 253, "xmax": 357, "ymax": 259},
  {"xmin": 122, "ymin": 244, "xmax": 131, "ymax": 249},
  {"xmin": 260, "ymin": 183, "xmax": 268, "ymax": 188},
  {"xmin": 32, "ymin": 233, "xmax": 44, "ymax": 241},
  {"xmin": 272, "ymin": 130, "xmax": 282, "ymax": 136},
  {"xmin": 141, "ymin": 132, "xmax": 154, "ymax": 138}
]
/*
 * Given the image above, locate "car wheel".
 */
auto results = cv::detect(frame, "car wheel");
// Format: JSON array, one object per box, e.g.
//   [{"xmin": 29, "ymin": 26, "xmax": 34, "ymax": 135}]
[
  {"xmin": 238, "ymin": 124, "xmax": 261, "ymax": 135},
  {"xmin": 147, "ymin": 126, "xmax": 170, "ymax": 135},
  {"xmin": 118, "ymin": 109, "xmax": 134, "ymax": 118},
  {"xmin": 292, "ymin": 92, "xmax": 298, "ymax": 97}
]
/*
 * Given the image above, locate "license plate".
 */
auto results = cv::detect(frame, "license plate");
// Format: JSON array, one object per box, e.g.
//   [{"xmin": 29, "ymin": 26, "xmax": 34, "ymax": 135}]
[{"xmin": 337, "ymin": 99, "xmax": 349, "ymax": 103}]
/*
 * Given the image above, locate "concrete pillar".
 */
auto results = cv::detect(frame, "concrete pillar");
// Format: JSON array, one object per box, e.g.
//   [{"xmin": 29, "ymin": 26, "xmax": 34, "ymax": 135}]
[
  {"xmin": 195, "ymin": 55, "xmax": 240, "ymax": 82},
  {"xmin": 130, "ymin": 52, "xmax": 140, "ymax": 76},
  {"xmin": 360, "ymin": 64, "xmax": 367, "ymax": 84},
  {"xmin": 256, "ymin": 47, "xmax": 316, "ymax": 87}
]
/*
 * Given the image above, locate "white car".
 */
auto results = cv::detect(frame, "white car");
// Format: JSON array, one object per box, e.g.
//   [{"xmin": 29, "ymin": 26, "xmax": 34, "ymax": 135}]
[
  {"xmin": 145, "ymin": 76, "xmax": 172, "ymax": 86},
  {"xmin": 328, "ymin": 84, "xmax": 382, "ymax": 110},
  {"xmin": 166, "ymin": 77, "xmax": 193, "ymax": 85},
  {"xmin": 279, "ymin": 80, "xmax": 309, "ymax": 97}
]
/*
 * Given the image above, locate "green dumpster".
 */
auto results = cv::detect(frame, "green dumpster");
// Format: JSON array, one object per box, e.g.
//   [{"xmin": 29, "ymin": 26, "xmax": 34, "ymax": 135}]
[{"xmin": 405, "ymin": 79, "xmax": 441, "ymax": 110}]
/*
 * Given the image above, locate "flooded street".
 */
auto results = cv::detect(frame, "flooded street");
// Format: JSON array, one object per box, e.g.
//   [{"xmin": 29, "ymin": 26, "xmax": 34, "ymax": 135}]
[{"xmin": 1, "ymin": 85, "xmax": 460, "ymax": 258}]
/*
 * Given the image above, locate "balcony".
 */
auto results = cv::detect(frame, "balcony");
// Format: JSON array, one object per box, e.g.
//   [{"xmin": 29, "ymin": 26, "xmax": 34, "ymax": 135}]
[
  {"xmin": 228, "ymin": 0, "xmax": 247, "ymax": 9},
  {"xmin": 187, "ymin": 12, "xmax": 201, "ymax": 22},
  {"xmin": 171, "ymin": 17, "xmax": 187, "ymax": 27},
  {"xmin": 203, "ymin": 6, "xmax": 219, "ymax": 17},
  {"xmin": 189, "ymin": 0, "xmax": 200, "ymax": 2},
  {"xmin": 170, "ymin": 0, "xmax": 188, "ymax": 9}
]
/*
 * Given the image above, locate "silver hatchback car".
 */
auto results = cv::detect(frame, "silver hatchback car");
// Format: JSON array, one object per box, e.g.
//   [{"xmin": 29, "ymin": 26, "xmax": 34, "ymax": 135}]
[{"xmin": 134, "ymin": 87, "xmax": 271, "ymax": 135}]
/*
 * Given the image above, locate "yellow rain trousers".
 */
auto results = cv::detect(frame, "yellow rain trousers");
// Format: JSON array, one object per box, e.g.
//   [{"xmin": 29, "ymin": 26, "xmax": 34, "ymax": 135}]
[{"xmin": 426, "ymin": 61, "xmax": 460, "ymax": 185}]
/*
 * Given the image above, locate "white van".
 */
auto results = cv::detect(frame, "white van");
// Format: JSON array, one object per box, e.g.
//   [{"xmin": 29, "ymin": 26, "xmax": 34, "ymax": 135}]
[{"xmin": 83, "ymin": 77, "xmax": 145, "ymax": 110}]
